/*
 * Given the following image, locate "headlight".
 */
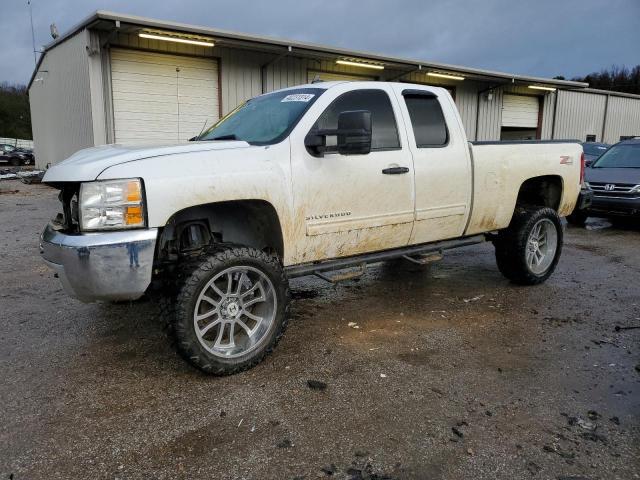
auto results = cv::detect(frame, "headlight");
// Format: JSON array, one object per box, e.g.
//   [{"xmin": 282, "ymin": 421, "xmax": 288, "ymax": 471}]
[{"xmin": 79, "ymin": 179, "xmax": 145, "ymax": 231}]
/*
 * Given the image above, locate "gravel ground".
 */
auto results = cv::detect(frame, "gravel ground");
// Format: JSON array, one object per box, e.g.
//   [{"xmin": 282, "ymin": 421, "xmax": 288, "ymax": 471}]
[{"xmin": 1, "ymin": 180, "xmax": 639, "ymax": 480}]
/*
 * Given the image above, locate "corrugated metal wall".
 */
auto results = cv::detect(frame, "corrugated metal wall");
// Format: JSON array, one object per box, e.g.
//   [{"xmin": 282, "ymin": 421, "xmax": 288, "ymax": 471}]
[
  {"xmin": 56, "ymin": 32, "xmax": 560, "ymax": 148},
  {"xmin": 32, "ymin": 29, "xmax": 640, "ymax": 166},
  {"xmin": 554, "ymin": 90, "xmax": 606, "ymax": 141},
  {"xmin": 28, "ymin": 30, "xmax": 94, "ymax": 168},
  {"xmin": 553, "ymin": 90, "xmax": 640, "ymax": 143},
  {"xmin": 604, "ymin": 95, "xmax": 640, "ymax": 143}
]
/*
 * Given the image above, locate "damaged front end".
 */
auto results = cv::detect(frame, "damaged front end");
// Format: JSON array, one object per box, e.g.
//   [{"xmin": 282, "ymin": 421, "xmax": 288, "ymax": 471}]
[{"xmin": 40, "ymin": 182, "xmax": 158, "ymax": 303}]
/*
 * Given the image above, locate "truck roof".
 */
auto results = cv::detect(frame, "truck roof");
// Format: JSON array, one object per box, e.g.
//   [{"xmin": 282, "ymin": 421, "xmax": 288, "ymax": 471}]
[{"xmin": 276, "ymin": 81, "xmax": 447, "ymax": 92}]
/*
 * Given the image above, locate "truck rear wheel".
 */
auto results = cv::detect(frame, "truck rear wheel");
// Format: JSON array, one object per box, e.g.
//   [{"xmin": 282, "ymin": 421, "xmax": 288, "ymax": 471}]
[
  {"xmin": 173, "ymin": 247, "xmax": 290, "ymax": 375},
  {"xmin": 493, "ymin": 207, "xmax": 563, "ymax": 285}
]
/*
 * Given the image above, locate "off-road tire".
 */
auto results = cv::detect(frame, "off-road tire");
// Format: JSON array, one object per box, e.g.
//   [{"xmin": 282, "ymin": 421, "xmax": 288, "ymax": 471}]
[
  {"xmin": 493, "ymin": 207, "xmax": 563, "ymax": 285},
  {"xmin": 173, "ymin": 247, "xmax": 290, "ymax": 375}
]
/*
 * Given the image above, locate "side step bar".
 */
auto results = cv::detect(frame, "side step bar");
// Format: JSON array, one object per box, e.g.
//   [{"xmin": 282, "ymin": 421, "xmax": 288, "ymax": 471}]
[
  {"xmin": 402, "ymin": 252, "xmax": 444, "ymax": 265},
  {"xmin": 285, "ymin": 235, "xmax": 486, "ymax": 279}
]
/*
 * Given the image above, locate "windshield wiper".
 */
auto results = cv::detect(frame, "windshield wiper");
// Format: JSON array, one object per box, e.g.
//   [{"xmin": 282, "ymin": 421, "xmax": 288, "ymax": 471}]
[{"xmin": 209, "ymin": 134, "xmax": 238, "ymax": 141}]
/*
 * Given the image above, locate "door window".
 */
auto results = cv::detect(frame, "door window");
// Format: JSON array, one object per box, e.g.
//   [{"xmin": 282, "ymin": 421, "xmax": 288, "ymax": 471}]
[
  {"xmin": 313, "ymin": 89, "xmax": 400, "ymax": 152},
  {"xmin": 403, "ymin": 94, "xmax": 448, "ymax": 147}
]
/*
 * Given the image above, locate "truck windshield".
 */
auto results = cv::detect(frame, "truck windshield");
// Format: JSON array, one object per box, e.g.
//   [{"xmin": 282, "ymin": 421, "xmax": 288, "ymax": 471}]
[
  {"xmin": 591, "ymin": 143, "xmax": 640, "ymax": 169},
  {"xmin": 198, "ymin": 88, "xmax": 324, "ymax": 145}
]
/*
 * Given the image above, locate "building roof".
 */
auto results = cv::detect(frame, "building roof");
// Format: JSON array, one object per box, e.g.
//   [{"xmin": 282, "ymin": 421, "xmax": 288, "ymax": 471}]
[{"xmin": 31, "ymin": 10, "xmax": 596, "ymax": 91}]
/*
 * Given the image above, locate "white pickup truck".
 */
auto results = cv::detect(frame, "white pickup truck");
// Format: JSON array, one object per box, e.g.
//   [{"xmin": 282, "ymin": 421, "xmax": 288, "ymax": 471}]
[{"xmin": 41, "ymin": 81, "xmax": 588, "ymax": 374}]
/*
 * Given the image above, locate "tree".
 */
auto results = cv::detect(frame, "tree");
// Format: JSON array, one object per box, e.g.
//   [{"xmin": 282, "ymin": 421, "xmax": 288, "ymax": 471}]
[
  {"xmin": 0, "ymin": 82, "xmax": 32, "ymax": 140},
  {"xmin": 571, "ymin": 65, "xmax": 640, "ymax": 95}
]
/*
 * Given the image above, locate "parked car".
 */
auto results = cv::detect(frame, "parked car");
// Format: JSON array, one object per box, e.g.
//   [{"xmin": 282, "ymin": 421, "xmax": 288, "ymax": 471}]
[
  {"xmin": 582, "ymin": 142, "xmax": 609, "ymax": 166},
  {"xmin": 40, "ymin": 81, "xmax": 584, "ymax": 375},
  {"xmin": 568, "ymin": 138, "xmax": 640, "ymax": 225},
  {"xmin": 0, "ymin": 144, "xmax": 33, "ymax": 166}
]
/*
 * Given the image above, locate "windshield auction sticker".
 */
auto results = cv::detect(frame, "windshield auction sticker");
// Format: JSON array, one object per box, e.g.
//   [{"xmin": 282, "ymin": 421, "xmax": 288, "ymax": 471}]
[{"xmin": 281, "ymin": 94, "xmax": 315, "ymax": 102}]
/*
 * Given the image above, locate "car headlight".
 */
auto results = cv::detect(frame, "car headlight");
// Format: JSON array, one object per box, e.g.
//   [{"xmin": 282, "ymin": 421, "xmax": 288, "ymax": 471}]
[{"xmin": 79, "ymin": 179, "xmax": 146, "ymax": 231}]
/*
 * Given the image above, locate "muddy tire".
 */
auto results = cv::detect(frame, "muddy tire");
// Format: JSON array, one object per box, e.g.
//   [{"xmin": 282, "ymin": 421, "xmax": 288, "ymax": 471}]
[
  {"xmin": 173, "ymin": 247, "xmax": 290, "ymax": 375},
  {"xmin": 494, "ymin": 207, "xmax": 563, "ymax": 285},
  {"xmin": 566, "ymin": 209, "xmax": 588, "ymax": 227}
]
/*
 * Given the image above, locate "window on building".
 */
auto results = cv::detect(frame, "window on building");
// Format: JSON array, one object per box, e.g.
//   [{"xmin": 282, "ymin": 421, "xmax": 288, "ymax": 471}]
[
  {"xmin": 620, "ymin": 135, "xmax": 636, "ymax": 141},
  {"xmin": 403, "ymin": 94, "xmax": 448, "ymax": 147},
  {"xmin": 313, "ymin": 89, "xmax": 400, "ymax": 151},
  {"xmin": 585, "ymin": 134, "xmax": 596, "ymax": 142}
]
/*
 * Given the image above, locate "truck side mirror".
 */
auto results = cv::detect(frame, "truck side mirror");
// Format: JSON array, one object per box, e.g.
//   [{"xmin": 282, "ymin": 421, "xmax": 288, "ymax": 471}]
[
  {"xmin": 304, "ymin": 110, "xmax": 372, "ymax": 157},
  {"xmin": 337, "ymin": 110, "xmax": 372, "ymax": 155}
]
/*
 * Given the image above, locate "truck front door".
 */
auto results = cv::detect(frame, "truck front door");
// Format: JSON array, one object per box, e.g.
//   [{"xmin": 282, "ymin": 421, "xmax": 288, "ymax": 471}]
[{"xmin": 289, "ymin": 85, "xmax": 415, "ymax": 264}]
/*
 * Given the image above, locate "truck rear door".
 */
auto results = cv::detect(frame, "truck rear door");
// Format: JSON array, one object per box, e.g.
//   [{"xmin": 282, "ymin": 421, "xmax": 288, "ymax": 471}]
[{"xmin": 393, "ymin": 86, "xmax": 473, "ymax": 243}]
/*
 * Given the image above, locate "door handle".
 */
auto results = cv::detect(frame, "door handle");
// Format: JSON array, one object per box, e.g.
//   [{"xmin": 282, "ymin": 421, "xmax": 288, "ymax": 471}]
[{"xmin": 382, "ymin": 166, "xmax": 410, "ymax": 175}]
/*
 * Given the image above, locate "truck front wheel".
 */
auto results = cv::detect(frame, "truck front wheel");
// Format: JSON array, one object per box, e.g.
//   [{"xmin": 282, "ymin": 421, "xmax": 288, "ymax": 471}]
[
  {"xmin": 173, "ymin": 247, "xmax": 290, "ymax": 375},
  {"xmin": 493, "ymin": 207, "xmax": 563, "ymax": 285}
]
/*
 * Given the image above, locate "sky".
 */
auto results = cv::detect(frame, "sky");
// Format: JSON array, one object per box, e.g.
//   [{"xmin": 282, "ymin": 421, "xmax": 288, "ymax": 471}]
[{"xmin": 1, "ymin": 0, "xmax": 638, "ymax": 86}]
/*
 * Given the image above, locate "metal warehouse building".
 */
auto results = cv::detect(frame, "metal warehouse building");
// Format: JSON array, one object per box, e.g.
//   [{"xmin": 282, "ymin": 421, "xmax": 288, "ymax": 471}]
[{"xmin": 28, "ymin": 10, "xmax": 640, "ymax": 168}]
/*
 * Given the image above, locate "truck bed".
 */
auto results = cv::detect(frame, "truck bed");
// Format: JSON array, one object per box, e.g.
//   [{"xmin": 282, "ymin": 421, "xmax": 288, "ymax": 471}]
[{"xmin": 464, "ymin": 140, "xmax": 583, "ymax": 235}]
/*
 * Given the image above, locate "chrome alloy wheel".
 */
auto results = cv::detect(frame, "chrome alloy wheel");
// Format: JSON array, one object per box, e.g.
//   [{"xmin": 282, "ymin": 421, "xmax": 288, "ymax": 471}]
[
  {"xmin": 526, "ymin": 218, "xmax": 558, "ymax": 275},
  {"xmin": 193, "ymin": 266, "xmax": 277, "ymax": 358}
]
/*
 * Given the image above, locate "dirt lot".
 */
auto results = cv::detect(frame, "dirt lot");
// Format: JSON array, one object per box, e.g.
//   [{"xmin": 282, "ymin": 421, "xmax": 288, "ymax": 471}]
[{"xmin": 1, "ymin": 180, "xmax": 638, "ymax": 480}]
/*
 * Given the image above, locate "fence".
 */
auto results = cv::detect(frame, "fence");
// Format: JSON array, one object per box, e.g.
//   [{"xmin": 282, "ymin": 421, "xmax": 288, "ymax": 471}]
[{"xmin": 0, "ymin": 137, "xmax": 34, "ymax": 149}]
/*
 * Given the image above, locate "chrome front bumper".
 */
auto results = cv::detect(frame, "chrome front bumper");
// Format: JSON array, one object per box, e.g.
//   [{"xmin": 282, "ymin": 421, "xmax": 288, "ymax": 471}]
[{"xmin": 40, "ymin": 224, "xmax": 158, "ymax": 303}]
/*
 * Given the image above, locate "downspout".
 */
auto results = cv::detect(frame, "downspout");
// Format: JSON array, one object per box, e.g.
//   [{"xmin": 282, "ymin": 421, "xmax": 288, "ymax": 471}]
[
  {"xmin": 551, "ymin": 89, "xmax": 559, "ymax": 139},
  {"xmin": 601, "ymin": 93, "xmax": 610, "ymax": 143}
]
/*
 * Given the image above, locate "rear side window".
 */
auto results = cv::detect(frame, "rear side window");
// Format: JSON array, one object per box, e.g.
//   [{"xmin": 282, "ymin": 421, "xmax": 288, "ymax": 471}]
[
  {"xmin": 404, "ymin": 94, "xmax": 448, "ymax": 147},
  {"xmin": 313, "ymin": 89, "xmax": 400, "ymax": 151}
]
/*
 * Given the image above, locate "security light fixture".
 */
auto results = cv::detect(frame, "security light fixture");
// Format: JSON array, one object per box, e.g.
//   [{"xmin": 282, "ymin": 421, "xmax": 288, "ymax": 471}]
[
  {"xmin": 427, "ymin": 72, "xmax": 465, "ymax": 81},
  {"xmin": 138, "ymin": 32, "xmax": 214, "ymax": 47},
  {"xmin": 528, "ymin": 85, "xmax": 556, "ymax": 92},
  {"xmin": 336, "ymin": 59, "xmax": 384, "ymax": 70}
]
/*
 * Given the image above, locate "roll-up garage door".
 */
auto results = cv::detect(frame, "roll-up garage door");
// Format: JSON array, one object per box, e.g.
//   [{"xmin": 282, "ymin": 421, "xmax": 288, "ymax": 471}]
[
  {"xmin": 501, "ymin": 94, "xmax": 539, "ymax": 128},
  {"xmin": 307, "ymin": 70, "xmax": 376, "ymax": 83},
  {"xmin": 110, "ymin": 49, "xmax": 220, "ymax": 144}
]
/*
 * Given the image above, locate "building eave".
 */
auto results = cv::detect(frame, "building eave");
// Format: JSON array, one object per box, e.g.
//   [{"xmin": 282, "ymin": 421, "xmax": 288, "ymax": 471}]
[{"xmin": 28, "ymin": 10, "xmax": 590, "ymax": 91}]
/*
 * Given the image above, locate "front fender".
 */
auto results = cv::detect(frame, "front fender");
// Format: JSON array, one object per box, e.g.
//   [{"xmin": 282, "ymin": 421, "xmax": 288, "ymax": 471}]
[{"xmin": 97, "ymin": 141, "xmax": 296, "ymax": 262}]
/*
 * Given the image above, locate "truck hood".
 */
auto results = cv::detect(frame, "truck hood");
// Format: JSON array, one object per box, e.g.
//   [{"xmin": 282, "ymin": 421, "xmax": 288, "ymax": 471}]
[
  {"xmin": 585, "ymin": 166, "xmax": 640, "ymax": 186},
  {"xmin": 42, "ymin": 141, "xmax": 250, "ymax": 182}
]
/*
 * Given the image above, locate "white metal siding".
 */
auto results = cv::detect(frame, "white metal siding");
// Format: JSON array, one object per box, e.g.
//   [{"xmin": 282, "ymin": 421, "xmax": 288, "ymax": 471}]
[
  {"xmin": 554, "ymin": 90, "xmax": 606, "ymax": 141},
  {"xmin": 110, "ymin": 49, "xmax": 219, "ymax": 143},
  {"xmin": 502, "ymin": 94, "xmax": 539, "ymax": 127},
  {"xmin": 28, "ymin": 30, "xmax": 94, "ymax": 168},
  {"xmin": 604, "ymin": 95, "xmax": 640, "ymax": 143}
]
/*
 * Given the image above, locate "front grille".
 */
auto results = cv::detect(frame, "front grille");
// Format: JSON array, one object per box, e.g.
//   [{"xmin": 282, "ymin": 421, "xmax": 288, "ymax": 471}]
[{"xmin": 588, "ymin": 182, "xmax": 640, "ymax": 199}]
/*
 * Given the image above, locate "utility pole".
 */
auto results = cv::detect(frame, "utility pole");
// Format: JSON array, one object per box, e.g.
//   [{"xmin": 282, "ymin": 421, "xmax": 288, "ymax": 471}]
[{"xmin": 28, "ymin": 0, "xmax": 37, "ymax": 66}]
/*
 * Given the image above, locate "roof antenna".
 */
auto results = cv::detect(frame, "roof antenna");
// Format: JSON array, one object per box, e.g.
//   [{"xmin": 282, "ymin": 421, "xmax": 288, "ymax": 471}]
[
  {"xmin": 28, "ymin": 0, "xmax": 37, "ymax": 66},
  {"xmin": 312, "ymin": 74, "xmax": 322, "ymax": 83},
  {"xmin": 50, "ymin": 23, "xmax": 59, "ymax": 39}
]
